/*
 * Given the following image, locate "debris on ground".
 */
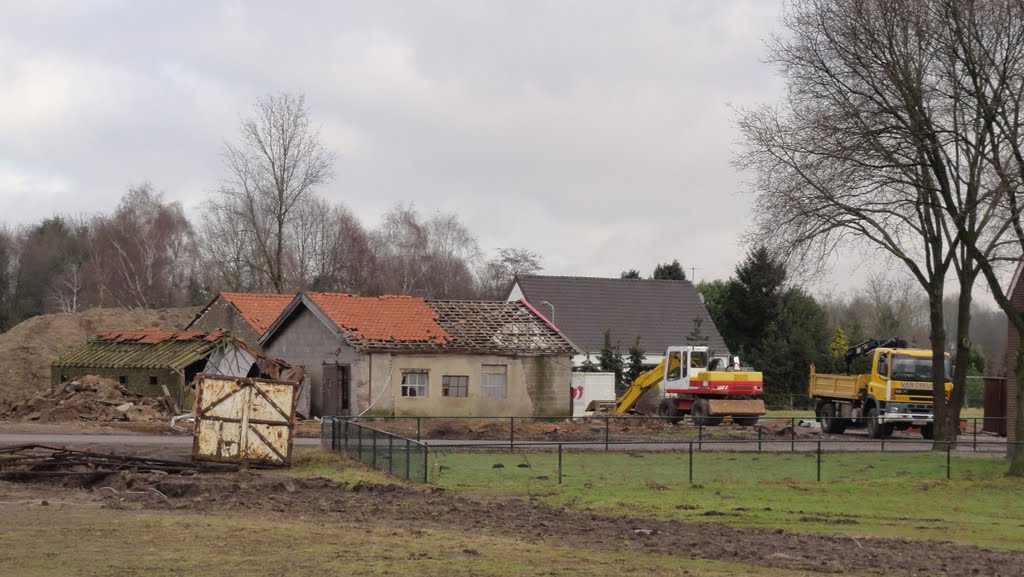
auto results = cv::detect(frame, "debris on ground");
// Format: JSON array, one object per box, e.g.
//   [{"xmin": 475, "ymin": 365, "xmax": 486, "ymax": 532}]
[
  {"xmin": 1, "ymin": 375, "xmax": 175, "ymax": 423},
  {"xmin": 0, "ymin": 444, "xmax": 239, "ymax": 483}
]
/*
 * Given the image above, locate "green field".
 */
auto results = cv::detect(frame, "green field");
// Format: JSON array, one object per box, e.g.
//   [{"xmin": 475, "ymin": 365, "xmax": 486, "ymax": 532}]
[{"xmin": 421, "ymin": 449, "xmax": 1024, "ymax": 551}]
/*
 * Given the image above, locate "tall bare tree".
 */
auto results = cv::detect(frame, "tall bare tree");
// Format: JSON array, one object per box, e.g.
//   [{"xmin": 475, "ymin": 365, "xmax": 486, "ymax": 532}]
[
  {"xmin": 90, "ymin": 183, "xmax": 196, "ymax": 308},
  {"xmin": 210, "ymin": 92, "xmax": 334, "ymax": 292},
  {"xmin": 733, "ymin": 0, "xmax": 1012, "ymax": 445},
  {"xmin": 476, "ymin": 248, "xmax": 543, "ymax": 299}
]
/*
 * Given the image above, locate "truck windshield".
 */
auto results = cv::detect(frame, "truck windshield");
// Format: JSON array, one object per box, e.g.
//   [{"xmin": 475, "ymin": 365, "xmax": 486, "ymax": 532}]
[{"xmin": 890, "ymin": 355, "xmax": 952, "ymax": 382}]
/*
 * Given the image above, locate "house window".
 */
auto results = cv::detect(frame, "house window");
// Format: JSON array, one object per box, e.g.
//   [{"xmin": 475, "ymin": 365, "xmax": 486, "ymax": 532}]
[
  {"xmin": 149, "ymin": 376, "xmax": 159, "ymax": 386},
  {"xmin": 401, "ymin": 371, "xmax": 428, "ymax": 398},
  {"xmin": 442, "ymin": 375, "xmax": 468, "ymax": 398},
  {"xmin": 118, "ymin": 376, "xmax": 127, "ymax": 385},
  {"xmin": 481, "ymin": 365, "xmax": 507, "ymax": 398}
]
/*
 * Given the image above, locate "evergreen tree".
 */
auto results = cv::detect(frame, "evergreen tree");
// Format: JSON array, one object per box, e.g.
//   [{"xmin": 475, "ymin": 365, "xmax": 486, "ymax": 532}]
[
  {"xmin": 687, "ymin": 317, "xmax": 708, "ymax": 344},
  {"xmin": 625, "ymin": 336, "xmax": 645, "ymax": 384},
  {"xmin": 577, "ymin": 353, "xmax": 600, "ymax": 372},
  {"xmin": 826, "ymin": 327, "xmax": 849, "ymax": 373},
  {"xmin": 718, "ymin": 246, "xmax": 787, "ymax": 355},
  {"xmin": 652, "ymin": 259, "xmax": 686, "ymax": 280},
  {"xmin": 598, "ymin": 330, "xmax": 624, "ymax": 389}
]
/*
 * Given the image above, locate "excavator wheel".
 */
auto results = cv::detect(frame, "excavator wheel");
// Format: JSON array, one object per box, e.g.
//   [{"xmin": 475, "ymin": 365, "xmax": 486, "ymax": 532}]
[
  {"xmin": 657, "ymin": 399, "xmax": 684, "ymax": 425},
  {"xmin": 690, "ymin": 399, "xmax": 722, "ymax": 427}
]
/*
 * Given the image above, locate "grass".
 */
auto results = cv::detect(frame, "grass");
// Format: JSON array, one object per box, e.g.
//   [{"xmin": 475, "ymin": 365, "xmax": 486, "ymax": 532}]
[
  {"xmin": 0, "ymin": 505, "xmax": 842, "ymax": 577},
  {"xmin": 425, "ymin": 448, "xmax": 1024, "ymax": 551}
]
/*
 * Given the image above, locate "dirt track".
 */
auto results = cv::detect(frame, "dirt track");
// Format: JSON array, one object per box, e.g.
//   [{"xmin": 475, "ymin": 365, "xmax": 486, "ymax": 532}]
[{"xmin": 8, "ymin": 471, "xmax": 1020, "ymax": 576}]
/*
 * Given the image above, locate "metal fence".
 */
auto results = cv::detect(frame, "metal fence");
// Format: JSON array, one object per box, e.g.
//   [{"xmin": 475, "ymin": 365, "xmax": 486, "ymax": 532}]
[
  {"xmin": 321, "ymin": 417, "xmax": 428, "ymax": 483},
  {"xmin": 320, "ymin": 415, "xmax": 1013, "ymax": 485},
  {"xmin": 339, "ymin": 415, "xmax": 1009, "ymax": 453},
  {"xmin": 424, "ymin": 440, "xmax": 1021, "ymax": 486}
]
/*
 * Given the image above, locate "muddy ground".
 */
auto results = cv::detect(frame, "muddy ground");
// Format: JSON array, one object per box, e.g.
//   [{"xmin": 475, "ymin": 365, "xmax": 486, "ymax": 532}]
[{"xmin": 3, "ymin": 469, "xmax": 1020, "ymax": 576}]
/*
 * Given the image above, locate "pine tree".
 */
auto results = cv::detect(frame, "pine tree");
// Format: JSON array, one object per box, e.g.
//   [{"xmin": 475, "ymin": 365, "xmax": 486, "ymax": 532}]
[
  {"xmin": 598, "ymin": 330, "xmax": 624, "ymax": 389},
  {"xmin": 626, "ymin": 336, "xmax": 645, "ymax": 384},
  {"xmin": 577, "ymin": 353, "xmax": 599, "ymax": 372},
  {"xmin": 652, "ymin": 259, "xmax": 686, "ymax": 280}
]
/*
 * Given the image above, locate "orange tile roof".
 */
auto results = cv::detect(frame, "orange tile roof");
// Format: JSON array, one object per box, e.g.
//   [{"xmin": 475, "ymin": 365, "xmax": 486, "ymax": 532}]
[
  {"xmin": 306, "ymin": 293, "xmax": 452, "ymax": 345},
  {"xmin": 220, "ymin": 292, "xmax": 295, "ymax": 336}
]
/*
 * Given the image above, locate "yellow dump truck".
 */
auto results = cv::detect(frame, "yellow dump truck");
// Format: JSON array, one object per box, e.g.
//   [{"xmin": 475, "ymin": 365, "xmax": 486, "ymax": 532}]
[{"xmin": 810, "ymin": 339, "xmax": 950, "ymax": 439}]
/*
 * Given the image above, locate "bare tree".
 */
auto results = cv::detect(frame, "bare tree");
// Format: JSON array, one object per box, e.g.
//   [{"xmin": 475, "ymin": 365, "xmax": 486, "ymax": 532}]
[
  {"xmin": 287, "ymin": 195, "xmax": 374, "ymax": 293},
  {"xmin": 91, "ymin": 183, "xmax": 196, "ymax": 308},
  {"xmin": 477, "ymin": 248, "xmax": 543, "ymax": 299},
  {"xmin": 733, "ymin": 0, "xmax": 1011, "ymax": 445},
  {"xmin": 210, "ymin": 92, "xmax": 334, "ymax": 293}
]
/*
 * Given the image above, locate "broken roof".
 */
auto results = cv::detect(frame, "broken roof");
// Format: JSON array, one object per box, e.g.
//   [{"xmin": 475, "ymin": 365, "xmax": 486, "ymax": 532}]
[
  {"xmin": 53, "ymin": 330, "xmax": 235, "ymax": 372},
  {"xmin": 509, "ymin": 275, "xmax": 729, "ymax": 356},
  {"xmin": 262, "ymin": 293, "xmax": 576, "ymax": 355},
  {"xmin": 188, "ymin": 292, "xmax": 294, "ymax": 337}
]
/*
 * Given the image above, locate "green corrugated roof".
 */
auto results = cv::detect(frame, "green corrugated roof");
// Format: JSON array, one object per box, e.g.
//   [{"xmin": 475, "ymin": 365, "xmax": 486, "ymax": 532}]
[{"xmin": 53, "ymin": 333, "xmax": 225, "ymax": 372}]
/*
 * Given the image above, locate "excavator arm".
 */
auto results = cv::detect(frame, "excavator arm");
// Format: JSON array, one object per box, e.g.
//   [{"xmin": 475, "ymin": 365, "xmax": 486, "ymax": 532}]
[{"xmin": 612, "ymin": 356, "xmax": 670, "ymax": 414}]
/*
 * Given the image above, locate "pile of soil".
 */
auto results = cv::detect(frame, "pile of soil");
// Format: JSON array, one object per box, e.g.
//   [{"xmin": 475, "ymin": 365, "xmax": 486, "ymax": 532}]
[
  {"xmin": 0, "ymin": 306, "xmax": 197, "ymax": 406},
  {"xmin": 1, "ymin": 375, "xmax": 174, "ymax": 423},
  {"xmin": 88, "ymin": 471, "xmax": 1023, "ymax": 577}
]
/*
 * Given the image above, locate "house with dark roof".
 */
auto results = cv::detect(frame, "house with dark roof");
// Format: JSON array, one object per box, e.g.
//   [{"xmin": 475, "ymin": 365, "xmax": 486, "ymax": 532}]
[
  {"xmin": 507, "ymin": 275, "xmax": 729, "ymax": 366},
  {"xmin": 51, "ymin": 329, "xmax": 301, "ymax": 408},
  {"xmin": 186, "ymin": 292, "xmax": 295, "ymax": 347},
  {"xmin": 259, "ymin": 292, "xmax": 576, "ymax": 417}
]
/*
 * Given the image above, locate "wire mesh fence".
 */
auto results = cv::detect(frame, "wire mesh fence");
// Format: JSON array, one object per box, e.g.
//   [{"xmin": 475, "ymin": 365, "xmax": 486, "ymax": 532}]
[
  {"xmin": 321, "ymin": 416, "xmax": 1013, "ymax": 485},
  {"xmin": 425, "ymin": 441, "xmax": 1015, "ymax": 487},
  {"xmin": 321, "ymin": 417, "xmax": 428, "ymax": 483},
  {"xmin": 339, "ymin": 415, "xmax": 1009, "ymax": 453}
]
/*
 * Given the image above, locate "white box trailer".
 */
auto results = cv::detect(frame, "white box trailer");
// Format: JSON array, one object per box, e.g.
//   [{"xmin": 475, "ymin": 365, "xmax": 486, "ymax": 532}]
[{"xmin": 571, "ymin": 372, "xmax": 616, "ymax": 417}]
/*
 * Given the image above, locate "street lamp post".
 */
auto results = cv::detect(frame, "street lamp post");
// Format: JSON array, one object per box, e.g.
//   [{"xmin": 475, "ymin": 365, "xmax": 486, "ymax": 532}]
[{"xmin": 539, "ymin": 300, "xmax": 555, "ymax": 325}]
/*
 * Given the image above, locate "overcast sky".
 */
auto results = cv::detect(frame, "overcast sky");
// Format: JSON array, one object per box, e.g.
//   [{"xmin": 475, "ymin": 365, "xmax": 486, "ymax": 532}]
[{"xmin": 0, "ymin": 1, "xmax": 808, "ymax": 287}]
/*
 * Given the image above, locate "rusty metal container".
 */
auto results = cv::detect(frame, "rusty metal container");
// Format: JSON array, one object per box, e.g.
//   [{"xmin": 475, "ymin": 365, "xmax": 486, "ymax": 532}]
[
  {"xmin": 983, "ymin": 377, "xmax": 1007, "ymax": 437},
  {"xmin": 193, "ymin": 374, "xmax": 299, "ymax": 466}
]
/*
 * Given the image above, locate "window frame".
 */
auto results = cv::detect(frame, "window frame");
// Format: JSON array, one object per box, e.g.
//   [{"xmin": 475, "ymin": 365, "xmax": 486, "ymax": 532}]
[
  {"xmin": 480, "ymin": 365, "xmax": 508, "ymax": 399},
  {"xmin": 400, "ymin": 371, "xmax": 429, "ymax": 398},
  {"xmin": 441, "ymin": 375, "xmax": 469, "ymax": 398}
]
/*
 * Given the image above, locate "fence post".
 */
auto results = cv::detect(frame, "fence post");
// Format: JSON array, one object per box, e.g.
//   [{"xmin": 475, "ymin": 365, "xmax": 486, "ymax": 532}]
[
  {"xmin": 423, "ymin": 445, "xmax": 429, "ymax": 484},
  {"xmin": 358, "ymin": 424, "xmax": 363, "ymax": 462},
  {"xmin": 973, "ymin": 418, "xmax": 978, "ymax": 452},
  {"xmin": 688, "ymin": 442, "xmax": 693, "ymax": 484},
  {"xmin": 372, "ymin": 429, "xmax": 378, "ymax": 468},
  {"xmin": 406, "ymin": 440, "xmax": 411, "ymax": 480},
  {"xmin": 416, "ymin": 417, "xmax": 421, "ymax": 443},
  {"xmin": 816, "ymin": 441, "xmax": 822, "ymax": 482},
  {"xmin": 946, "ymin": 441, "xmax": 951, "ymax": 480},
  {"xmin": 558, "ymin": 443, "xmax": 563, "ymax": 485},
  {"xmin": 388, "ymin": 435, "xmax": 394, "ymax": 475},
  {"xmin": 698, "ymin": 423, "xmax": 703, "ymax": 450},
  {"xmin": 510, "ymin": 417, "xmax": 515, "ymax": 450},
  {"xmin": 604, "ymin": 417, "xmax": 610, "ymax": 451},
  {"xmin": 790, "ymin": 417, "xmax": 795, "ymax": 453},
  {"xmin": 757, "ymin": 425, "xmax": 763, "ymax": 453},
  {"xmin": 330, "ymin": 417, "xmax": 338, "ymax": 451}
]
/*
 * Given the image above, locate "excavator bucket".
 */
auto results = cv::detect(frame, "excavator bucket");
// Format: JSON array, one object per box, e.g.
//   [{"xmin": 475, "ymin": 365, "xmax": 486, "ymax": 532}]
[{"xmin": 706, "ymin": 399, "xmax": 766, "ymax": 416}]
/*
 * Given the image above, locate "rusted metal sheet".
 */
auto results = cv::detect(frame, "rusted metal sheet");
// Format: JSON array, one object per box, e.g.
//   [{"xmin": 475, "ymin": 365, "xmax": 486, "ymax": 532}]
[
  {"xmin": 707, "ymin": 399, "xmax": 767, "ymax": 416},
  {"xmin": 193, "ymin": 374, "xmax": 298, "ymax": 467}
]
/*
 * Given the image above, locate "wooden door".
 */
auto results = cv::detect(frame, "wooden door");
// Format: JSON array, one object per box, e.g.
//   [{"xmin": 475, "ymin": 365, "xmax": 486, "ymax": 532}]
[{"xmin": 321, "ymin": 363, "xmax": 351, "ymax": 417}]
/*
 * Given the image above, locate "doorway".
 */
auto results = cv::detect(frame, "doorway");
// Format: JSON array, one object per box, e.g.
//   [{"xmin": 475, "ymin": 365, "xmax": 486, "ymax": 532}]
[{"xmin": 321, "ymin": 362, "xmax": 351, "ymax": 417}]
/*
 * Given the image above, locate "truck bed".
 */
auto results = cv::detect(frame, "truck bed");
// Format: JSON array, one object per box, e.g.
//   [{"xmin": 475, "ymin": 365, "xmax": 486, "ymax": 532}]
[{"xmin": 808, "ymin": 368, "xmax": 868, "ymax": 400}]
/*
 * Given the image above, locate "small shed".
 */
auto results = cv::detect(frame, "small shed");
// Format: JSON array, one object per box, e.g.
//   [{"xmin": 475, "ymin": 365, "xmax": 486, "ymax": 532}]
[{"xmin": 51, "ymin": 329, "xmax": 301, "ymax": 409}]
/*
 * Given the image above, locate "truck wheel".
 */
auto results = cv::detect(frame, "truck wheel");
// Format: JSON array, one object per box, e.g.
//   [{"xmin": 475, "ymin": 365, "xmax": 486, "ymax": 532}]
[
  {"xmin": 691, "ymin": 400, "xmax": 721, "ymax": 427},
  {"xmin": 820, "ymin": 403, "xmax": 847, "ymax": 435},
  {"xmin": 866, "ymin": 408, "xmax": 889, "ymax": 439},
  {"xmin": 921, "ymin": 422, "xmax": 935, "ymax": 440},
  {"xmin": 657, "ymin": 399, "xmax": 683, "ymax": 425}
]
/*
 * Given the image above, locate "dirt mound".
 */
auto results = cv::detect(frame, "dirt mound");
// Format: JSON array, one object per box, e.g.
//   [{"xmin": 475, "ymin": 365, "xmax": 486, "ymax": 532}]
[
  {"xmin": 1, "ymin": 375, "xmax": 174, "ymax": 422},
  {"xmin": 0, "ymin": 306, "xmax": 197, "ymax": 405}
]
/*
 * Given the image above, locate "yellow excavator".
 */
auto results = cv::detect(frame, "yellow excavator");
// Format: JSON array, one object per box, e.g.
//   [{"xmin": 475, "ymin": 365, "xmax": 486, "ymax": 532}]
[{"xmin": 612, "ymin": 346, "xmax": 766, "ymax": 425}]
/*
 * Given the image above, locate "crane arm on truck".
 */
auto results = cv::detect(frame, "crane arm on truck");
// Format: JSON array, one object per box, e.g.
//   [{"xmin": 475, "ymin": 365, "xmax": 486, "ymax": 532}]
[{"xmin": 843, "ymin": 337, "xmax": 907, "ymax": 370}]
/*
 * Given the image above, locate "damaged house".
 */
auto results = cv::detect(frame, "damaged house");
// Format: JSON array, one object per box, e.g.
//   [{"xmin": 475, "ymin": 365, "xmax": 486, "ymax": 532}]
[
  {"xmin": 259, "ymin": 293, "xmax": 577, "ymax": 417},
  {"xmin": 51, "ymin": 329, "xmax": 302, "ymax": 409},
  {"xmin": 186, "ymin": 292, "xmax": 295, "ymax": 347}
]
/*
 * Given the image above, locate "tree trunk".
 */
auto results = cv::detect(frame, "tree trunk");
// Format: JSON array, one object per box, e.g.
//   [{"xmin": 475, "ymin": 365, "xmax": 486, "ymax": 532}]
[
  {"xmin": 937, "ymin": 283, "xmax": 973, "ymax": 447},
  {"xmin": 1011, "ymin": 347, "xmax": 1024, "ymax": 475},
  {"xmin": 927, "ymin": 288, "xmax": 950, "ymax": 449}
]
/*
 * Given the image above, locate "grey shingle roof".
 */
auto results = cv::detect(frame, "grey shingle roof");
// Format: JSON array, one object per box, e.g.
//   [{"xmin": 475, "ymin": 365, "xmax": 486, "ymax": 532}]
[{"xmin": 509, "ymin": 275, "xmax": 729, "ymax": 357}]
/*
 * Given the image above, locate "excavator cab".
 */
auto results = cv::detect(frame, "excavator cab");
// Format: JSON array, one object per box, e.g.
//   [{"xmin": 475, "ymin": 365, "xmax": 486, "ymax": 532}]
[{"xmin": 664, "ymin": 346, "xmax": 709, "ymax": 391}]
